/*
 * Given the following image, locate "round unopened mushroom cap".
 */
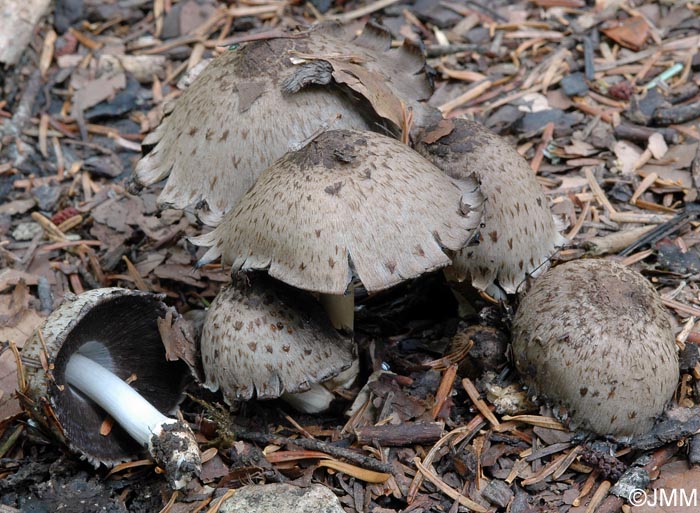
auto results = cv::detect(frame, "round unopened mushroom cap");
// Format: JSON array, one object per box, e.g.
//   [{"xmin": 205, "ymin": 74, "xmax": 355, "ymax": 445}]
[
  {"xmin": 201, "ymin": 277, "xmax": 355, "ymax": 401},
  {"xmin": 416, "ymin": 119, "xmax": 567, "ymax": 295},
  {"xmin": 191, "ymin": 129, "xmax": 483, "ymax": 295},
  {"xmin": 130, "ymin": 22, "xmax": 435, "ymax": 224},
  {"xmin": 512, "ymin": 259, "xmax": 679, "ymax": 438},
  {"xmin": 20, "ymin": 288, "xmax": 191, "ymax": 466}
]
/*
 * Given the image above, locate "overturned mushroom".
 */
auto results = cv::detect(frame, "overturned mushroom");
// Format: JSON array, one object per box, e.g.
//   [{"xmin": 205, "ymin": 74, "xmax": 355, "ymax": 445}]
[
  {"xmin": 192, "ymin": 129, "xmax": 483, "ymax": 330},
  {"xmin": 130, "ymin": 22, "xmax": 435, "ymax": 224},
  {"xmin": 416, "ymin": 118, "xmax": 567, "ymax": 297},
  {"xmin": 202, "ymin": 276, "xmax": 357, "ymax": 413},
  {"xmin": 512, "ymin": 259, "xmax": 678, "ymax": 438},
  {"xmin": 19, "ymin": 288, "xmax": 201, "ymax": 489}
]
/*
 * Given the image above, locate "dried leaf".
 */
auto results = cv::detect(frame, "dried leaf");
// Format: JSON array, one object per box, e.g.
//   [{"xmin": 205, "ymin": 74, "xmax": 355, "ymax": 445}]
[
  {"xmin": 157, "ymin": 308, "xmax": 199, "ymax": 371},
  {"xmin": 0, "ymin": 269, "xmax": 39, "ymax": 293},
  {"xmin": 601, "ymin": 16, "xmax": 650, "ymax": 51},
  {"xmin": 0, "ymin": 349, "xmax": 23, "ymax": 422},
  {"xmin": 318, "ymin": 460, "xmax": 390, "ymax": 483},
  {"xmin": 200, "ymin": 453, "xmax": 230, "ymax": 483},
  {"xmin": 71, "ymin": 72, "xmax": 127, "ymax": 114},
  {"xmin": 0, "ymin": 285, "xmax": 45, "ymax": 422},
  {"xmin": 420, "ymin": 119, "xmax": 455, "ymax": 145},
  {"xmin": 633, "ymin": 459, "xmax": 700, "ymax": 513},
  {"xmin": 329, "ymin": 60, "xmax": 406, "ymax": 129}
]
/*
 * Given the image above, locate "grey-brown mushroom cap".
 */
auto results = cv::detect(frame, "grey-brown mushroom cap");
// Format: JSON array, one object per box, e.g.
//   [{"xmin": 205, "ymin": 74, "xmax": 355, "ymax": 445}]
[
  {"xmin": 201, "ymin": 278, "xmax": 355, "ymax": 401},
  {"xmin": 19, "ymin": 288, "xmax": 191, "ymax": 467},
  {"xmin": 512, "ymin": 259, "xmax": 679, "ymax": 438},
  {"xmin": 130, "ymin": 22, "xmax": 434, "ymax": 224},
  {"xmin": 416, "ymin": 119, "xmax": 568, "ymax": 295},
  {"xmin": 191, "ymin": 129, "xmax": 483, "ymax": 295}
]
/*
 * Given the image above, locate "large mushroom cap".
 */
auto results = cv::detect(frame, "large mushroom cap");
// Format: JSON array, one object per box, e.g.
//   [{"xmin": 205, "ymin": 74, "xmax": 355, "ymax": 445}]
[
  {"xmin": 20, "ymin": 288, "xmax": 191, "ymax": 466},
  {"xmin": 416, "ymin": 118, "xmax": 567, "ymax": 295},
  {"xmin": 512, "ymin": 259, "xmax": 678, "ymax": 438},
  {"xmin": 191, "ymin": 129, "xmax": 483, "ymax": 295},
  {"xmin": 131, "ymin": 22, "xmax": 436, "ymax": 224},
  {"xmin": 202, "ymin": 276, "xmax": 355, "ymax": 402}
]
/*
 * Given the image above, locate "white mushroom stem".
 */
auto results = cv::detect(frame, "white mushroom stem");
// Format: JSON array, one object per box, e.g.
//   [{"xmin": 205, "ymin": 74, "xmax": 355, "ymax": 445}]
[
  {"xmin": 319, "ymin": 286, "xmax": 354, "ymax": 332},
  {"xmin": 282, "ymin": 359, "xmax": 360, "ymax": 413},
  {"xmin": 65, "ymin": 354, "xmax": 201, "ymax": 489}
]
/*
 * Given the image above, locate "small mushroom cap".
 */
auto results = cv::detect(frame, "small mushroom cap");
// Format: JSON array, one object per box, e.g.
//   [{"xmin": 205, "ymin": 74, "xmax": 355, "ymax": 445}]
[
  {"xmin": 512, "ymin": 259, "xmax": 679, "ymax": 438},
  {"xmin": 416, "ymin": 119, "xmax": 567, "ymax": 295},
  {"xmin": 201, "ymin": 277, "xmax": 355, "ymax": 402},
  {"xmin": 191, "ymin": 129, "xmax": 483, "ymax": 295},
  {"xmin": 131, "ymin": 23, "xmax": 434, "ymax": 223},
  {"xmin": 20, "ymin": 288, "xmax": 191, "ymax": 466}
]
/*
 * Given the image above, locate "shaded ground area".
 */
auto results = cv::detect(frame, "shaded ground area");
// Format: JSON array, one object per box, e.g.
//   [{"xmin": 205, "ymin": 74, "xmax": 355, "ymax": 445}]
[{"xmin": 1, "ymin": 0, "xmax": 700, "ymax": 511}]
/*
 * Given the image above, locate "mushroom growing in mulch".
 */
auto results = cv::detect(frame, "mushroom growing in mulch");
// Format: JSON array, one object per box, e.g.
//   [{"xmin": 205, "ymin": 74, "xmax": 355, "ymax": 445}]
[
  {"xmin": 202, "ymin": 275, "xmax": 357, "ymax": 413},
  {"xmin": 19, "ymin": 288, "xmax": 201, "ymax": 489},
  {"xmin": 192, "ymin": 128, "xmax": 483, "ymax": 331},
  {"xmin": 416, "ymin": 118, "xmax": 568, "ymax": 298},
  {"xmin": 512, "ymin": 259, "xmax": 679, "ymax": 438},
  {"xmin": 130, "ymin": 22, "xmax": 435, "ymax": 224}
]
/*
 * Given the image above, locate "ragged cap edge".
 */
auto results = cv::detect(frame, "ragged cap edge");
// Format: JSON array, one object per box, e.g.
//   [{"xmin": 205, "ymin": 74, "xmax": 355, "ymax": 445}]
[{"xmin": 190, "ymin": 129, "xmax": 484, "ymax": 294}]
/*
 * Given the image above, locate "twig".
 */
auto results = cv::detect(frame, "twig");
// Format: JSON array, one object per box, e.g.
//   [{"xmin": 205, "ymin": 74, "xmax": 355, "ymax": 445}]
[
  {"xmin": 439, "ymin": 80, "xmax": 492, "ymax": 114},
  {"xmin": 334, "ymin": 0, "xmax": 403, "ymax": 22},
  {"xmin": 407, "ymin": 419, "xmax": 486, "ymax": 503},
  {"xmin": 583, "ymin": 480, "xmax": 610, "ymax": 513},
  {"xmin": 235, "ymin": 431, "xmax": 394, "ymax": 474},
  {"xmin": 583, "ymin": 226, "xmax": 655, "ymax": 256},
  {"xmin": 462, "ymin": 378, "xmax": 499, "ymax": 427},
  {"xmin": 431, "ymin": 364, "xmax": 458, "ymax": 419},
  {"xmin": 413, "ymin": 458, "xmax": 488, "ymax": 512}
]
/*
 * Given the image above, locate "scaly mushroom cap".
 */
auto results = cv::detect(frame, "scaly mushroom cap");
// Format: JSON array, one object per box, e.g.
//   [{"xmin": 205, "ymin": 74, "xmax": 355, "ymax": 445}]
[
  {"xmin": 416, "ymin": 119, "xmax": 567, "ymax": 295},
  {"xmin": 131, "ymin": 22, "xmax": 435, "ymax": 224},
  {"xmin": 192, "ymin": 129, "xmax": 483, "ymax": 295},
  {"xmin": 512, "ymin": 259, "xmax": 678, "ymax": 438},
  {"xmin": 201, "ymin": 277, "xmax": 355, "ymax": 401},
  {"xmin": 19, "ymin": 288, "xmax": 191, "ymax": 466}
]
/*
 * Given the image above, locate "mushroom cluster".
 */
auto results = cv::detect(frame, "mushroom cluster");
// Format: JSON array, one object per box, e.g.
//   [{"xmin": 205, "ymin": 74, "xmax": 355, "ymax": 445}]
[
  {"xmin": 123, "ymin": 20, "xmax": 570, "ymax": 415},
  {"xmin": 512, "ymin": 259, "xmax": 679, "ymax": 438},
  {"xmin": 133, "ymin": 21, "xmax": 566, "ymax": 294}
]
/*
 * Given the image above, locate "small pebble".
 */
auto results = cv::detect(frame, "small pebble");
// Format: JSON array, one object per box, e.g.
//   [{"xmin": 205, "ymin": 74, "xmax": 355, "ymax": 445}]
[
  {"xmin": 219, "ymin": 484, "xmax": 345, "ymax": 513},
  {"xmin": 561, "ymin": 72, "xmax": 589, "ymax": 97}
]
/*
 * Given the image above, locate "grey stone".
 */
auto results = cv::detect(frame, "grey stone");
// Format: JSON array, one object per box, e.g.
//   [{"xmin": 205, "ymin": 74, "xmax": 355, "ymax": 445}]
[
  {"xmin": 32, "ymin": 184, "xmax": 61, "ymax": 211},
  {"xmin": 560, "ymin": 72, "xmax": 589, "ymax": 97},
  {"xmin": 219, "ymin": 484, "xmax": 344, "ymax": 513}
]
